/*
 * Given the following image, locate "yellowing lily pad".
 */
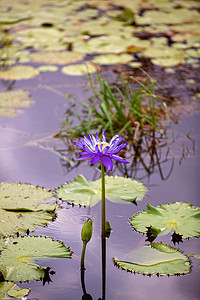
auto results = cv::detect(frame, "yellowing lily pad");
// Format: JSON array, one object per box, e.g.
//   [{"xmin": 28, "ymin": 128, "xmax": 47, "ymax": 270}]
[
  {"xmin": 92, "ymin": 53, "xmax": 133, "ymax": 65},
  {"xmin": 152, "ymin": 57, "xmax": 184, "ymax": 67},
  {"xmin": 61, "ymin": 62, "xmax": 98, "ymax": 76},
  {"xmin": 0, "ymin": 89, "xmax": 35, "ymax": 117},
  {"xmin": 128, "ymin": 61, "xmax": 142, "ymax": 68},
  {"xmin": 30, "ymin": 51, "xmax": 84, "ymax": 65},
  {"xmin": 136, "ymin": 8, "xmax": 199, "ymax": 25},
  {"xmin": 38, "ymin": 65, "xmax": 58, "ymax": 72},
  {"xmin": 12, "ymin": 27, "xmax": 65, "ymax": 50},
  {"xmin": 0, "ymin": 65, "xmax": 39, "ymax": 80}
]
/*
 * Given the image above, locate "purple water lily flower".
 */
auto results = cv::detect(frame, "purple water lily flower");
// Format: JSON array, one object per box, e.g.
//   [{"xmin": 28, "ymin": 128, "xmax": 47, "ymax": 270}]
[{"xmin": 74, "ymin": 132, "xmax": 129, "ymax": 171}]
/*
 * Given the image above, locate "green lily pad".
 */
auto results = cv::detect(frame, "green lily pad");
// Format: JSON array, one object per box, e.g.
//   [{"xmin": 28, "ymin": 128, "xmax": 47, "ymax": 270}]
[
  {"xmin": 92, "ymin": 53, "xmax": 133, "ymax": 65},
  {"xmin": 61, "ymin": 62, "xmax": 98, "ymax": 76},
  {"xmin": 0, "ymin": 89, "xmax": 35, "ymax": 117},
  {"xmin": 55, "ymin": 174, "xmax": 147, "ymax": 207},
  {"xmin": 113, "ymin": 242, "xmax": 191, "ymax": 276},
  {"xmin": 38, "ymin": 65, "xmax": 58, "ymax": 72},
  {"xmin": 0, "ymin": 182, "xmax": 59, "ymax": 236},
  {"xmin": 30, "ymin": 51, "xmax": 84, "ymax": 65},
  {"xmin": 0, "ymin": 235, "xmax": 72, "ymax": 282},
  {"xmin": 12, "ymin": 27, "xmax": 65, "ymax": 50},
  {"xmin": 130, "ymin": 202, "xmax": 200, "ymax": 240},
  {"xmin": 0, "ymin": 282, "xmax": 29, "ymax": 300},
  {"xmin": 7, "ymin": 287, "xmax": 30, "ymax": 298},
  {"xmin": 152, "ymin": 57, "xmax": 184, "ymax": 67},
  {"xmin": 135, "ymin": 8, "xmax": 199, "ymax": 25},
  {"xmin": 0, "ymin": 65, "xmax": 39, "ymax": 80},
  {"xmin": 128, "ymin": 61, "xmax": 142, "ymax": 68}
]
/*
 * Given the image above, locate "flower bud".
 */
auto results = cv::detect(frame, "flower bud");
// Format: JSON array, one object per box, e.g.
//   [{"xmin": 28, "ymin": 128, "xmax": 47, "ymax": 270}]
[{"xmin": 81, "ymin": 218, "xmax": 93, "ymax": 243}]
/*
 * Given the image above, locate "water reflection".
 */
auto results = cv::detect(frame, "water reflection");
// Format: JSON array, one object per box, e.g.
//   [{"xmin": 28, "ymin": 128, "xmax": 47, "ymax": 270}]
[
  {"xmin": 81, "ymin": 237, "xmax": 106, "ymax": 300},
  {"xmin": 56, "ymin": 133, "xmax": 174, "ymax": 181}
]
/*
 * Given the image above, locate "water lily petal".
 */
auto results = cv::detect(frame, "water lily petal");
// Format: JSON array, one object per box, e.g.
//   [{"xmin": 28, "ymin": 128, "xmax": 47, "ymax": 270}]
[
  {"xmin": 111, "ymin": 154, "xmax": 129, "ymax": 164},
  {"xmin": 101, "ymin": 156, "xmax": 113, "ymax": 171},
  {"xmin": 90, "ymin": 155, "xmax": 101, "ymax": 164}
]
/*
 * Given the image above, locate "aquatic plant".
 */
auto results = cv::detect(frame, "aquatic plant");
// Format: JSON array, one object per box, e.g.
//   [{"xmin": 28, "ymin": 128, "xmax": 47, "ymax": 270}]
[
  {"xmin": 74, "ymin": 132, "xmax": 129, "ymax": 238},
  {"xmin": 58, "ymin": 74, "xmax": 171, "ymax": 142},
  {"xmin": 74, "ymin": 131, "xmax": 128, "ymax": 171}
]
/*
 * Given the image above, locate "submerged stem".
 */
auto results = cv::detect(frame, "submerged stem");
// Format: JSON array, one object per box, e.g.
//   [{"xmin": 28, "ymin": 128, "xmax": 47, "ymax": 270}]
[{"xmin": 101, "ymin": 163, "xmax": 106, "ymax": 238}]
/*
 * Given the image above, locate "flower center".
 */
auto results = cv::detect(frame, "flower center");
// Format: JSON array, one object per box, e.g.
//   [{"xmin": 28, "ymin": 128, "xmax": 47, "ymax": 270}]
[{"xmin": 97, "ymin": 142, "xmax": 109, "ymax": 151}]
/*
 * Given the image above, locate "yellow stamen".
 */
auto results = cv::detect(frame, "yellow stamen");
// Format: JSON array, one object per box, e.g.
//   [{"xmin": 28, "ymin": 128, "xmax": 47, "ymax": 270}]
[{"xmin": 97, "ymin": 142, "xmax": 109, "ymax": 151}]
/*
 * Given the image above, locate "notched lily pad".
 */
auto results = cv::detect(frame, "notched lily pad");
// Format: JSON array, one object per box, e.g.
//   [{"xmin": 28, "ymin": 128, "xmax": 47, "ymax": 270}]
[
  {"xmin": 55, "ymin": 174, "xmax": 147, "ymax": 207},
  {"xmin": 0, "ymin": 182, "xmax": 59, "ymax": 236},
  {"xmin": 113, "ymin": 242, "xmax": 191, "ymax": 276},
  {"xmin": 0, "ymin": 65, "xmax": 40, "ymax": 80},
  {"xmin": 130, "ymin": 202, "xmax": 200, "ymax": 241},
  {"xmin": 0, "ymin": 235, "xmax": 72, "ymax": 282}
]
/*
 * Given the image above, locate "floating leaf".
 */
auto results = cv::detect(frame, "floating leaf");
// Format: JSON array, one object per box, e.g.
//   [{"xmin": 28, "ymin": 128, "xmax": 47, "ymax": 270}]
[
  {"xmin": 61, "ymin": 62, "xmax": 97, "ymax": 76},
  {"xmin": 0, "ymin": 182, "xmax": 59, "ymax": 236},
  {"xmin": 1, "ymin": 89, "xmax": 25, "ymax": 108},
  {"xmin": 151, "ymin": 57, "xmax": 184, "ymax": 67},
  {"xmin": 12, "ymin": 27, "xmax": 65, "ymax": 50},
  {"xmin": 7, "ymin": 287, "xmax": 30, "ymax": 298},
  {"xmin": 0, "ymin": 89, "xmax": 34, "ymax": 118},
  {"xmin": 0, "ymin": 235, "xmax": 72, "ymax": 282},
  {"xmin": 30, "ymin": 51, "xmax": 84, "ymax": 65},
  {"xmin": 92, "ymin": 53, "xmax": 133, "ymax": 65},
  {"xmin": 135, "ymin": 9, "xmax": 199, "ymax": 25},
  {"xmin": 113, "ymin": 242, "xmax": 191, "ymax": 276},
  {"xmin": 128, "ymin": 61, "xmax": 142, "ymax": 68},
  {"xmin": 130, "ymin": 202, "xmax": 200, "ymax": 240},
  {"xmin": 55, "ymin": 175, "xmax": 147, "ymax": 207},
  {"xmin": 0, "ymin": 65, "xmax": 39, "ymax": 80},
  {"xmin": 0, "ymin": 282, "xmax": 28, "ymax": 300},
  {"xmin": 38, "ymin": 65, "xmax": 58, "ymax": 72}
]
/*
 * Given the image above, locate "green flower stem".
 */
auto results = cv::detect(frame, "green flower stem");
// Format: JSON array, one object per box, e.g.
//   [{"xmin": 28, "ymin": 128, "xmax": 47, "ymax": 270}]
[
  {"xmin": 81, "ymin": 241, "xmax": 87, "ymax": 271},
  {"xmin": 101, "ymin": 163, "xmax": 106, "ymax": 238}
]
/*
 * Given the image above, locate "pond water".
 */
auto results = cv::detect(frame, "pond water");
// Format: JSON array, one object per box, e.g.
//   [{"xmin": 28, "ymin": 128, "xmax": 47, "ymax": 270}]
[
  {"xmin": 0, "ymin": 70, "xmax": 200, "ymax": 300},
  {"xmin": 1, "ymin": 0, "xmax": 200, "ymax": 298}
]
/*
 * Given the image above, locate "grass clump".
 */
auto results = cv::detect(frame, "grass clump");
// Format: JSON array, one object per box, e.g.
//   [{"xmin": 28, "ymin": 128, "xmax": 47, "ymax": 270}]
[{"xmin": 57, "ymin": 73, "xmax": 172, "ymax": 144}]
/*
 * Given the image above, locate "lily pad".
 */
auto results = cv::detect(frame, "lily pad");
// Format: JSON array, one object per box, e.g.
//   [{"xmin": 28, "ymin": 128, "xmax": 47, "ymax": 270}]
[
  {"xmin": 113, "ymin": 242, "xmax": 191, "ymax": 276},
  {"xmin": 7, "ymin": 287, "xmax": 30, "ymax": 298},
  {"xmin": 61, "ymin": 62, "xmax": 98, "ymax": 76},
  {"xmin": 0, "ymin": 282, "xmax": 29, "ymax": 300},
  {"xmin": 0, "ymin": 182, "xmax": 59, "ymax": 236},
  {"xmin": 135, "ymin": 8, "xmax": 199, "ymax": 25},
  {"xmin": 0, "ymin": 65, "xmax": 39, "ymax": 80},
  {"xmin": 38, "ymin": 65, "xmax": 58, "ymax": 72},
  {"xmin": 0, "ymin": 89, "xmax": 35, "ymax": 117},
  {"xmin": 130, "ymin": 202, "xmax": 200, "ymax": 240},
  {"xmin": 0, "ymin": 235, "xmax": 72, "ymax": 282},
  {"xmin": 30, "ymin": 51, "xmax": 84, "ymax": 65},
  {"xmin": 55, "ymin": 174, "xmax": 147, "ymax": 207},
  {"xmin": 12, "ymin": 27, "xmax": 65, "ymax": 50},
  {"xmin": 92, "ymin": 53, "xmax": 133, "ymax": 65}
]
